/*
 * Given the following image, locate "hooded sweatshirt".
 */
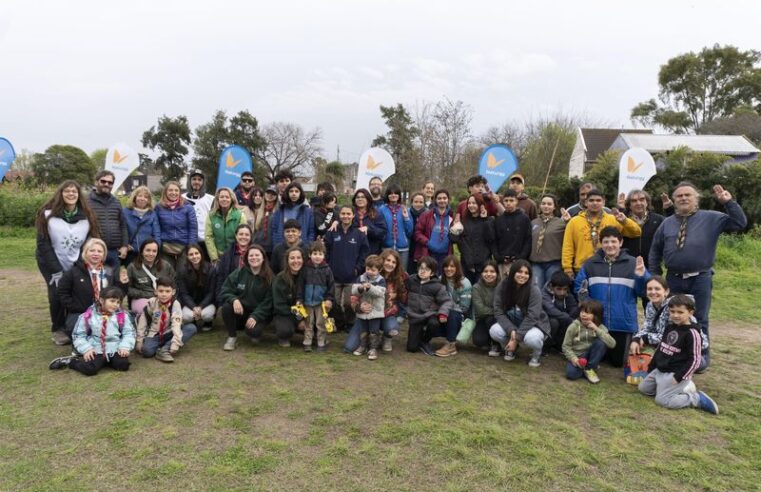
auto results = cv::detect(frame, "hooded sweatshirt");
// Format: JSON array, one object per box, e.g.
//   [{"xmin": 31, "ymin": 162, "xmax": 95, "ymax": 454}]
[{"xmin": 270, "ymin": 183, "xmax": 315, "ymax": 246}]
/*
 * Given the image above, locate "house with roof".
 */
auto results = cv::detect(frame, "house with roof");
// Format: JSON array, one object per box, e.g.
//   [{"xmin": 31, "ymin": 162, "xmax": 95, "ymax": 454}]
[
  {"xmin": 609, "ymin": 133, "xmax": 760, "ymax": 165},
  {"xmin": 569, "ymin": 128, "xmax": 653, "ymax": 177}
]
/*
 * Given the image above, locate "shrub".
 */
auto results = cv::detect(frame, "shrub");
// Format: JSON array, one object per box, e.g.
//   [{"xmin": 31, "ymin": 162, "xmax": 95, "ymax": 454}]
[{"xmin": 0, "ymin": 183, "xmax": 50, "ymax": 227}]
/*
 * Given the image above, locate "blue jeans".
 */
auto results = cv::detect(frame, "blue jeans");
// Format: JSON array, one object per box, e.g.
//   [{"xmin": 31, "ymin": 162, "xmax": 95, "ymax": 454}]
[
  {"xmin": 397, "ymin": 249, "xmax": 409, "ymax": 272},
  {"xmin": 565, "ymin": 338, "xmax": 608, "ymax": 379},
  {"xmin": 343, "ymin": 317, "xmax": 395, "ymax": 353},
  {"xmin": 532, "ymin": 260, "xmax": 561, "ymax": 289},
  {"xmin": 105, "ymin": 249, "xmax": 122, "ymax": 269},
  {"xmin": 666, "ymin": 270, "xmax": 712, "ymax": 367},
  {"xmin": 141, "ymin": 324, "xmax": 197, "ymax": 357},
  {"xmin": 430, "ymin": 251, "xmax": 448, "ymax": 275}
]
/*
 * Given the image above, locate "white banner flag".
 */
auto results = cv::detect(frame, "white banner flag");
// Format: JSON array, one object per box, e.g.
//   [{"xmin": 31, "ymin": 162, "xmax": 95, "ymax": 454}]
[
  {"xmin": 355, "ymin": 147, "xmax": 395, "ymax": 191},
  {"xmin": 618, "ymin": 147, "xmax": 656, "ymax": 199},
  {"xmin": 105, "ymin": 143, "xmax": 140, "ymax": 191}
]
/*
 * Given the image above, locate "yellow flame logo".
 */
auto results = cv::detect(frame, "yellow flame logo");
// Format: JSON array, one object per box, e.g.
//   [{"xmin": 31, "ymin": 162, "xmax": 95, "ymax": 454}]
[
  {"xmin": 486, "ymin": 152, "xmax": 505, "ymax": 169},
  {"xmin": 366, "ymin": 154, "xmax": 382, "ymax": 170},
  {"xmin": 226, "ymin": 151, "xmax": 241, "ymax": 168},
  {"xmin": 112, "ymin": 149, "xmax": 128, "ymax": 164},
  {"xmin": 627, "ymin": 156, "xmax": 644, "ymax": 173}
]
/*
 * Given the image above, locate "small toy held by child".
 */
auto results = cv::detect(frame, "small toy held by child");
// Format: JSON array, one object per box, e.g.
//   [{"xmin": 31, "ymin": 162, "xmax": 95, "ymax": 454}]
[
  {"xmin": 351, "ymin": 255, "xmax": 387, "ymax": 360},
  {"xmin": 297, "ymin": 241, "xmax": 335, "ymax": 352},
  {"xmin": 561, "ymin": 299, "xmax": 616, "ymax": 384},
  {"xmin": 638, "ymin": 295, "xmax": 719, "ymax": 414},
  {"xmin": 49, "ymin": 286, "xmax": 135, "ymax": 376},
  {"xmin": 136, "ymin": 276, "xmax": 197, "ymax": 363}
]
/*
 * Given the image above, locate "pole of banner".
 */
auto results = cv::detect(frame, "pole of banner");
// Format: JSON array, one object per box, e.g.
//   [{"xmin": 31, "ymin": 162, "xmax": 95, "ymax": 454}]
[{"xmin": 542, "ymin": 136, "xmax": 561, "ymax": 194}]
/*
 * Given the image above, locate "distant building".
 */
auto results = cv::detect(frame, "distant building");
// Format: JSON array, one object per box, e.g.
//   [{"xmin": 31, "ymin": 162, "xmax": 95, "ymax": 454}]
[
  {"xmin": 342, "ymin": 162, "xmax": 358, "ymax": 193},
  {"xmin": 609, "ymin": 133, "xmax": 760, "ymax": 165},
  {"xmin": 569, "ymin": 128, "xmax": 653, "ymax": 177}
]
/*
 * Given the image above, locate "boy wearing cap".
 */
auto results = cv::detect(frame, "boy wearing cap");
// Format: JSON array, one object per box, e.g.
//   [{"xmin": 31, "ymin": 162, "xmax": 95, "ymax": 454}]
[{"xmin": 508, "ymin": 173, "xmax": 537, "ymax": 220}]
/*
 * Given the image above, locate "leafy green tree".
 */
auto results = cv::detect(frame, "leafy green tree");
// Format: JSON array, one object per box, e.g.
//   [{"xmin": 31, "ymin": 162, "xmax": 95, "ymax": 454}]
[
  {"xmin": 518, "ymin": 122, "xmax": 576, "ymax": 188},
  {"xmin": 631, "ymin": 44, "xmax": 761, "ymax": 133},
  {"xmin": 89, "ymin": 148, "xmax": 108, "ymax": 170},
  {"xmin": 31, "ymin": 145, "xmax": 97, "ymax": 187},
  {"xmin": 699, "ymin": 108, "xmax": 761, "ymax": 145},
  {"xmin": 372, "ymin": 104, "xmax": 421, "ymax": 192},
  {"xmin": 141, "ymin": 115, "xmax": 192, "ymax": 183}
]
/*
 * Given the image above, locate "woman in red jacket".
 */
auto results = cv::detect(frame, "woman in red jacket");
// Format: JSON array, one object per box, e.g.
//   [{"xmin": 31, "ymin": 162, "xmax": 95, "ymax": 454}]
[{"xmin": 413, "ymin": 188, "xmax": 453, "ymax": 273}]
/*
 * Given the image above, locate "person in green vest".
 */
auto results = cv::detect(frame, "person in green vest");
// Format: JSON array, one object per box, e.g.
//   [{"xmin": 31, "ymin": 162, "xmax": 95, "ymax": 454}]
[{"xmin": 205, "ymin": 187, "xmax": 247, "ymax": 264}]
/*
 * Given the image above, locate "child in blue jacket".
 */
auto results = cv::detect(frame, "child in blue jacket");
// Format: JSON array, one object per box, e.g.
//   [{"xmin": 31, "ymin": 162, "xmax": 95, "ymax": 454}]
[{"xmin": 49, "ymin": 286, "xmax": 135, "ymax": 375}]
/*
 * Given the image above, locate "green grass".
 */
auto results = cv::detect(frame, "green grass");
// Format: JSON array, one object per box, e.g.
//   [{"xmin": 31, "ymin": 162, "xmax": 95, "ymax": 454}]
[{"xmin": 1, "ymin": 230, "xmax": 760, "ymax": 491}]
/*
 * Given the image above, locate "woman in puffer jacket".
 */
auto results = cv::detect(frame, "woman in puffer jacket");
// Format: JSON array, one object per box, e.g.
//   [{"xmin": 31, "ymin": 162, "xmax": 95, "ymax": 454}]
[{"xmin": 154, "ymin": 181, "xmax": 197, "ymax": 268}]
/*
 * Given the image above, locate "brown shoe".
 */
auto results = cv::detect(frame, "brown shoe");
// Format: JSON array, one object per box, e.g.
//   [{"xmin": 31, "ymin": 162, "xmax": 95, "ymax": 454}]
[
  {"xmin": 435, "ymin": 342, "xmax": 457, "ymax": 357},
  {"xmin": 51, "ymin": 330, "xmax": 71, "ymax": 346}
]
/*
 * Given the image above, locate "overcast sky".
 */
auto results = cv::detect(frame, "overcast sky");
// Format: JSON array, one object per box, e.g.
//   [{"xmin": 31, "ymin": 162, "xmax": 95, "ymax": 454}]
[{"xmin": 2, "ymin": 0, "xmax": 760, "ymax": 164}]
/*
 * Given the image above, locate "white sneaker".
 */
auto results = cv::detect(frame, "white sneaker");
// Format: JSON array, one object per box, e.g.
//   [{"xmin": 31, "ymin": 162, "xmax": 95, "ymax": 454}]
[
  {"xmin": 382, "ymin": 337, "xmax": 393, "ymax": 352},
  {"xmin": 223, "ymin": 337, "xmax": 237, "ymax": 351},
  {"xmin": 488, "ymin": 344, "xmax": 501, "ymax": 357},
  {"xmin": 528, "ymin": 356, "xmax": 541, "ymax": 368}
]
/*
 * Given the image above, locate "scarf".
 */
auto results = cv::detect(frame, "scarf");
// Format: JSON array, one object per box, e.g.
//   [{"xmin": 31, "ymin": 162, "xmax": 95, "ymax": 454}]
[
  {"xmin": 163, "ymin": 197, "xmax": 181, "ymax": 209},
  {"xmin": 357, "ymin": 210, "xmax": 366, "ymax": 228},
  {"xmin": 88, "ymin": 264, "xmax": 105, "ymax": 301},
  {"xmin": 235, "ymin": 243, "xmax": 247, "ymax": 268},
  {"xmin": 585, "ymin": 212, "xmax": 603, "ymax": 249},
  {"xmin": 100, "ymin": 311, "xmax": 110, "ymax": 356},
  {"xmin": 158, "ymin": 300, "xmax": 172, "ymax": 338},
  {"xmin": 536, "ymin": 215, "xmax": 552, "ymax": 252},
  {"xmin": 62, "ymin": 207, "xmax": 78, "ymax": 223},
  {"xmin": 435, "ymin": 208, "xmax": 449, "ymax": 244},
  {"xmin": 261, "ymin": 202, "xmax": 275, "ymax": 234},
  {"xmin": 676, "ymin": 210, "xmax": 697, "ymax": 250},
  {"xmin": 630, "ymin": 211, "xmax": 649, "ymax": 227},
  {"xmin": 132, "ymin": 206, "xmax": 149, "ymax": 218},
  {"xmin": 389, "ymin": 204, "xmax": 400, "ymax": 245}
]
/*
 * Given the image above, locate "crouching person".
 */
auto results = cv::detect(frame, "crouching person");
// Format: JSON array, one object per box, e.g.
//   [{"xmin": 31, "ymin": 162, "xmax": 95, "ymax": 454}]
[
  {"xmin": 136, "ymin": 277, "xmax": 197, "ymax": 362},
  {"xmin": 562, "ymin": 300, "xmax": 615, "ymax": 384},
  {"xmin": 49, "ymin": 286, "xmax": 135, "ymax": 375},
  {"xmin": 638, "ymin": 295, "xmax": 719, "ymax": 415},
  {"xmin": 405, "ymin": 256, "xmax": 454, "ymax": 356}
]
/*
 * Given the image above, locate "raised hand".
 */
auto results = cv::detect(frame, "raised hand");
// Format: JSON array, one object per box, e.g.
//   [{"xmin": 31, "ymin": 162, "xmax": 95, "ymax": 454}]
[
  {"xmin": 617, "ymin": 192, "xmax": 626, "ymax": 210},
  {"xmin": 712, "ymin": 184, "xmax": 732, "ymax": 204},
  {"xmin": 480, "ymin": 205, "xmax": 488, "ymax": 218},
  {"xmin": 614, "ymin": 208, "xmax": 627, "ymax": 223},
  {"xmin": 635, "ymin": 256, "xmax": 646, "ymax": 277},
  {"xmin": 661, "ymin": 192, "xmax": 673, "ymax": 209},
  {"xmin": 560, "ymin": 207, "xmax": 571, "ymax": 222}
]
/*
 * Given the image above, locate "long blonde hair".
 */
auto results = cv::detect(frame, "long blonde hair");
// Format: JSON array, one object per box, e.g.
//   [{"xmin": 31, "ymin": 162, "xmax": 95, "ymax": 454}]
[
  {"xmin": 209, "ymin": 187, "xmax": 240, "ymax": 215},
  {"xmin": 159, "ymin": 181, "xmax": 186, "ymax": 207},
  {"xmin": 126, "ymin": 186, "xmax": 155, "ymax": 210}
]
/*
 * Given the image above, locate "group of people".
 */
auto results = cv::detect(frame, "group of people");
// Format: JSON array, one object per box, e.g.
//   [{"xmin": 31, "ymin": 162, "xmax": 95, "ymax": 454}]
[{"xmin": 37, "ymin": 169, "xmax": 746, "ymax": 416}]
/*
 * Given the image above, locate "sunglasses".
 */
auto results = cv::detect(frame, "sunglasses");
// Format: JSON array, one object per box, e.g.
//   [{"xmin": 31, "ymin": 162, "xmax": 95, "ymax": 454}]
[
  {"xmin": 99, "ymin": 179, "xmax": 114, "ymax": 186},
  {"xmin": 241, "ymin": 178, "xmax": 253, "ymax": 183}
]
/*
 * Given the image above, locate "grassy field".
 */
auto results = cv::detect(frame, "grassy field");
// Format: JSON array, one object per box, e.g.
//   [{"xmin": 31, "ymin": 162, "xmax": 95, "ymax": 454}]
[{"xmin": 1, "ymin": 228, "xmax": 760, "ymax": 491}]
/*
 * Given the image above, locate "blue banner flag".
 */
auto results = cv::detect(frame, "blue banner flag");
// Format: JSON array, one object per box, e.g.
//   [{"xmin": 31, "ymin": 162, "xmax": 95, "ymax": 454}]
[
  {"xmin": 0, "ymin": 137, "xmax": 17, "ymax": 183},
  {"xmin": 216, "ymin": 145, "xmax": 253, "ymax": 191},
  {"xmin": 477, "ymin": 144, "xmax": 519, "ymax": 192}
]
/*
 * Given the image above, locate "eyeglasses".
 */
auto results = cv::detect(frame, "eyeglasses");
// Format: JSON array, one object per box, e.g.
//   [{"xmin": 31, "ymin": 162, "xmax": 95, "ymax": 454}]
[
  {"xmin": 241, "ymin": 178, "xmax": 253, "ymax": 183},
  {"xmin": 99, "ymin": 179, "xmax": 114, "ymax": 186}
]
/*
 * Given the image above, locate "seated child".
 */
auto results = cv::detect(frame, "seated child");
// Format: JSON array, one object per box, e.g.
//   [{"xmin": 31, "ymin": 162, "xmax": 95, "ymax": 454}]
[
  {"xmin": 136, "ymin": 276, "xmax": 197, "ymax": 363},
  {"xmin": 351, "ymin": 255, "xmax": 387, "ymax": 360},
  {"xmin": 638, "ymin": 295, "xmax": 719, "ymax": 414},
  {"xmin": 561, "ymin": 299, "xmax": 616, "ymax": 384},
  {"xmin": 297, "ymin": 241, "xmax": 335, "ymax": 352},
  {"xmin": 542, "ymin": 270, "xmax": 579, "ymax": 353},
  {"xmin": 405, "ymin": 255, "xmax": 454, "ymax": 356},
  {"xmin": 49, "ymin": 286, "xmax": 135, "ymax": 376}
]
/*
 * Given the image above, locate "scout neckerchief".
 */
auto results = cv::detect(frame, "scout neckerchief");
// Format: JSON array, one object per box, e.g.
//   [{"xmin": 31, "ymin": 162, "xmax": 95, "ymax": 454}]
[
  {"xmin": 536, "ymin": 215, "xmax": 552, "ymax": 252},
  {"xmin": 585, "ymin": 211, "xmax": 603, "ymax": 249},
  {"xmin": 676, "ymin": 210, "xmax": 697, "ymax": 250}
]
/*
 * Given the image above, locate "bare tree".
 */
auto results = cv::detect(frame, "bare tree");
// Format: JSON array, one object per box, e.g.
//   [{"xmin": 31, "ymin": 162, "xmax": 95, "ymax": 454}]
[
  {"xmin": 479, "ymin": 122, "xmax": 528, "ymax": 158},
  {"xmin": 256, "ymin": 122, "xmax": 323, "ymax": 182}
]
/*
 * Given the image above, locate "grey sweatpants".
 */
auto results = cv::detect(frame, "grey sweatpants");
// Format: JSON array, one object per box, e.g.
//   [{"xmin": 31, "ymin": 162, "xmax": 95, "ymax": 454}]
[{"xmin": 638, "ymin": 369, "xmax": 699, "ymax": 409}]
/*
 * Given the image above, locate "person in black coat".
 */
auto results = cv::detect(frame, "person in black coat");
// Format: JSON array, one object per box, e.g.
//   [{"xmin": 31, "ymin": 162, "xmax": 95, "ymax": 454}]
[
  {"xmin": 58, "ymin": 238, "xmax": 122, "ymax": 338},
  {"xmin": 214, "ymin": 224, "xmax": 253, "ymax": 306},
  {"xmin": 493, "ymin": 190, "xmax": 532, "ymax": 278},
  {"xmin": 177, "ymin": 244, "xmax": 217, "ymax": 332},
  {"xmin": 451, "ymin": 194, "xmax": 495, "ymax": 286},
  {"xmin": 88, "ymin": 170, "xmax": 129, "ymax": 267}
]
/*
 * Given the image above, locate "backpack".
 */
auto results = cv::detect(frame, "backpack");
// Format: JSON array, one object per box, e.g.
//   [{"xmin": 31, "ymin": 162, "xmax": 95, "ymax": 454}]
[{"xmin": 83, "ymin": 305, "xmax": 127, "ymax": 336}]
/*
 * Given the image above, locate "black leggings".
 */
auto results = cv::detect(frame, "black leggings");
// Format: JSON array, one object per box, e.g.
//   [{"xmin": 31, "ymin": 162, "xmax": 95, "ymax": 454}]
[
  {"xmin": 46, "ymin": 281, "xmax": 66, "ymax": 332},
  {"xmin": 473, "ymin": 316, "xmax": 495, "ymax": 348},
  {"xmin": 221, "ymin": 304, "xmax": 264, "ymax": 339},
  {"xmin": 69, "ymin": 354, "xmax": 130, "ymax": 376},
  {"xmin": 406, "ymin": 317, "xmax": 439, "ymax": 352},
  {"xmin": 606, "ymin": 331, "xmax": 631, "ymax": 368}
]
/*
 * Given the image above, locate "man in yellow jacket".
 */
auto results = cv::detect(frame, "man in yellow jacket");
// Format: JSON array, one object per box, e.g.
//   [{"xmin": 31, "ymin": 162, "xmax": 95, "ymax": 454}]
[{"xmin": 562, "ymin": 189, "xmax": 641, "ymax": 276}]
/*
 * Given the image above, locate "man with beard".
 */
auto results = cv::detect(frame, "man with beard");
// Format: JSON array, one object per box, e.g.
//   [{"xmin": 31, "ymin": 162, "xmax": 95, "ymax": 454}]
[
  {"xmin": 182, "ymin": 169, "xmax": 214, "ymax": 254},
  {"xmin": 233, "ymin": 171, "xmax": 256, "ymax": 208},
  {"xmin": 88, "ymin": 170, "xmax": 128, "ymax": 267}
]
